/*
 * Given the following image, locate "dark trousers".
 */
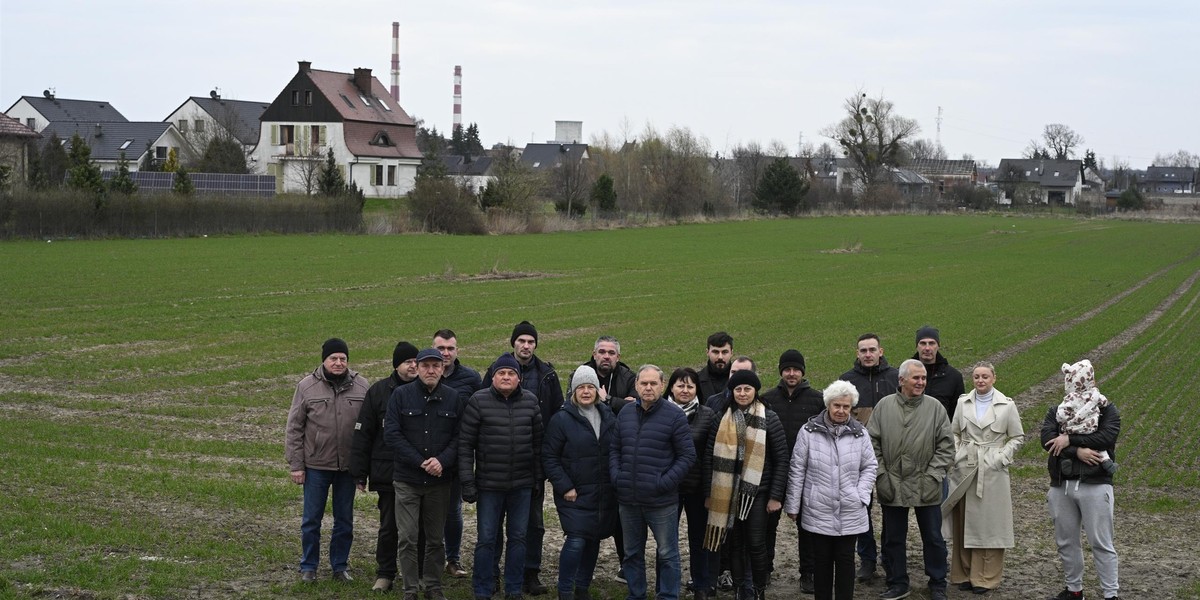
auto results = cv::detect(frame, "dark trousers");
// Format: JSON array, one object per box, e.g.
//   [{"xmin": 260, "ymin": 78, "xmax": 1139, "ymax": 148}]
[
  {"xmin": 810, "ymin": 532, "xmax": 856, "ymax": 600},
  {"xmin": 729, "ymin": 494, "xmax": 771, "ymax": 592},
  {"xmin": 880, "ymin": 504, "xmax": 947, "ymax": 592},
  {"xmin": 857, "ymin": 492, "xmax": 877, "ymax": 565},
  {"xmin": 375, "ymin": 486, "xmax": 399, "ymax": 579},
  {"xmin": 780, "ymin": 500, "xmax": 813, "ymax": 576},
  {"xmin": 678, "ymin": 491, "xmax": 715, "ymax": 592}
]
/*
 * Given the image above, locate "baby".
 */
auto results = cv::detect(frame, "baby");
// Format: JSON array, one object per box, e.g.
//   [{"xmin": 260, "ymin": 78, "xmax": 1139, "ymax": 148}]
[{"xmin": 1057, "ymin": 359, "xmax": 1117, "ymax": 474}]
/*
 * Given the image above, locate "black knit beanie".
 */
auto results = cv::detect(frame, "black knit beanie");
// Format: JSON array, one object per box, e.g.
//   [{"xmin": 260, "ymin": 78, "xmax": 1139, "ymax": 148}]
[
  {"xmin": 778, "ymin": 349, "xmax": 806, "ymax": 374},
  {"xmin": 916, "ymin": 325, "xmax": 940, "ymax": 345},
  {"xmin": 727, "ymin": 369, "xmax": 761, "ymax": 392},
  {"xmin": 322, "ymin": 338, "xmax": 349, "ymax": 361},
  {"xmin": 392, "ymin": 341, "xmax": 419, "ymax": 368},
  {"xmin": 510, "ymin": 321, "xmax": 538, "ymax": 346}
]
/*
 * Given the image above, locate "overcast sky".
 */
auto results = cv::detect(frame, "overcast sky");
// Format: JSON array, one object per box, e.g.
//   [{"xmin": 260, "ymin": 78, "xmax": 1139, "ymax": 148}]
[{"xmin": 3, "ymin": 1, "xmax": 1196, "ymax": 166}]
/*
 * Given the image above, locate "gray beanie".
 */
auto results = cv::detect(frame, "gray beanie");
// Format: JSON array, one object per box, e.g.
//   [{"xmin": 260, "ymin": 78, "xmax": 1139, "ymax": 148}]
[{"xmin": 570, "ymin": 365, "xmax": 601, "ymax": 396}]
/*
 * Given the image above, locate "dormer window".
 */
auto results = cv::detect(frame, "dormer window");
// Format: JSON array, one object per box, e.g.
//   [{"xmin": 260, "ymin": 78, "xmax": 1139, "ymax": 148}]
[{"xmin": 370, "ymin": 131, "xmax": 393, "ymax": 146}]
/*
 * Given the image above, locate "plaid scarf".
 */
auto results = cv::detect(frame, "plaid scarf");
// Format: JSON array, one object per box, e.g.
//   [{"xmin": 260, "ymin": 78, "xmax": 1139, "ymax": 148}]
[{"xmin": 704, "ymin": 400, "xmax": 767, "ymax": 551}]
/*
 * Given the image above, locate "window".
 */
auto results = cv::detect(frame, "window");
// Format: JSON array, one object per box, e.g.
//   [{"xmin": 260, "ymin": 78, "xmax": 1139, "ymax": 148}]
[
  {"xmin": 374, "ymin": 165, "xmax": 384, "ymax": 185},
  {"xmin": 387, "ymin": 165, "xmax": 396, "ymax": 186},
  {"xmin": 120, "ymin": 139, "xmax": 133, "ymax": 151},
  {"xmin": 280, "ymin": 125, "xmax": 295, "ymax": 144},
  {"xmin": 377, "ymin": 97, "xmax": 392, "ymax": 111},
  {"xmin": 26, "ymin": 117, "xmax": 36, "ymax": 129},
  {"xmin": 370, "ymin": 131, "xmax": 392, "ymax": 146},
  {"xmin": 178, "ymin": 119, "xmax": 188, "ymax": 132},
  {"xmin": 291, "ymin": 91, "xmax": 300, "ymax": 106},
  {"xmin": 339, "ymin": 93, "xmax": 355, "ymax": 109},
  {"xmin": 310, "ymin": 125, "xmax": 322, "ymax": 148},
  {"xmin": 156, "ymin": 146, "xmax": 168, "ymax": 159},
  {"xmin": 305, "ymin": 90, "xmax": 313, "ymax": 106},
  {"xmin": 195, "ymin": 120, "xmax": 205, "ymax": 133},
  {"xmin": 359, "ymin": 94, "xmax": 372, "ymax": 107}
]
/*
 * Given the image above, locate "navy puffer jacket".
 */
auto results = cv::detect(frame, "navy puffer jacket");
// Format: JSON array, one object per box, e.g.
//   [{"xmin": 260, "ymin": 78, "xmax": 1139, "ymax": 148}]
[
  {"xmin": 609, "ymin": 398, "xmax": 696, "ymax": 508},
  {"xmin": 543, "ymin": 401, "xmax": 618, "ymax": 540},
  {"xmin": 459, "ymin": 386, "xmax": 544, "ymax": 491}
]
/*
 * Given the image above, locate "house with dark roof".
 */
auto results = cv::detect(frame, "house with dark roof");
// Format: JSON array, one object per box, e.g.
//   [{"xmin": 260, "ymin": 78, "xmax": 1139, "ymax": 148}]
[
  {"xmin": 905, "ymin": 158, "xmax": 978, "ymax": 193},
  {"xmin": 1139, "ymin": 166, "xmax": 1195, "ymax": 194},
  {"xmin": 253, "ymin": 61, "xmax": 421, "ymax": 196},
  {"xmin": 4, "ymin": 92, "xmax": 128, "ymax": 133},
  {"xmin": 0, "ymin": 114, "xmax": 41, "ymax": 185},
  {"xmin": 40, "ymin": 121, "xmax": 187, "ymax": 172},
  {"xmin": 442, "ymin": 155, "xmax": 496, "ymax": 193},
  {"xmin": 164, "ymin": 91, "xmax": 270, "ymax": 163},
  {"xmin": 519, "ymin": 143, "xmax": 589, "ymax": 171},
  {"xmin": 993, "ymin": 159, "xmax": 1083, "ymax": 205}
]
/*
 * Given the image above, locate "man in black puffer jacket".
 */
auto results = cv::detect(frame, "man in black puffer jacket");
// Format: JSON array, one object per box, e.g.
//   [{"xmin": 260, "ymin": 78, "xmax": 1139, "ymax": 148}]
[
  {"xmin": 761, "ymin": 349, "xmax": 825, "ymax": 594},
  {"xmin": 351, "ymin": 341, "xmax": 419, "ymax": 593},
  {"xmin": 911, "ymin": 326, "xmax": 965, "ymax": 421},
  {"xmin": 460, "ymin": 353, "xmax": 545, "ymax": 600}
]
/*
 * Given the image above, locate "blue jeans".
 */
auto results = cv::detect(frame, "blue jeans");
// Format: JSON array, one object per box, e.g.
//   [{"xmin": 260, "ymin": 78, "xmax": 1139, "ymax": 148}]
[
  {"xmin": 557, "ymin": 533, "xmax": 601, "ymax": 595},
  {"xmin": 620, "ymin": 503, "xmax": 681, "ymax": 600},
  {"xmin": 473, "ymin": 488, "xmax": 532, "ymax": 597},
  {"xmin": 300, "ymin": 468, "xmax": 355, "ymax": 573},
  {"xmin": 880, "ymin": 504, "xmax": 947, "ymax": 592}
]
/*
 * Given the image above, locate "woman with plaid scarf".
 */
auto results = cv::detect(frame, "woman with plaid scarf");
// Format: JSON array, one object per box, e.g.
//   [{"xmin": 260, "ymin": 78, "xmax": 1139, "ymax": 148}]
[{"xmin": 701, "ymin": 370, "xmax": 790, "ymax": 600}]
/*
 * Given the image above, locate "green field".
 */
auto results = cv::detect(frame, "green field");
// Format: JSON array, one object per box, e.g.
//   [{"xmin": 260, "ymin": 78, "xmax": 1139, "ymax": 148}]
[{"xmin": 1, "ymin": 215, "xmax": 1198, "ymax": 598}]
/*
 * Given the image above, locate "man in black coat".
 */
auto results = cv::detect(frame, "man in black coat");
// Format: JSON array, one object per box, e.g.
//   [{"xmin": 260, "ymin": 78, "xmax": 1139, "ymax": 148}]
[
  {"xmin": 697, "ymin": 331, "xmax": 734, "ymax": 401},
  {"xmin": 433, "ymin": 328, "xmax": 483, "ymax": 579},
  {"xmin": 761, "ymin": 349, "xmax": 825, "ymax": 594},
  {"xmin": 572, "ymin": 335, "xmax": 637, "ymax": 411},
  {"xmin": 838, "ymin": 333, "xmax": 899, "ymax": 583},
  {"xmin": 351, "ymin": 341, "xmax": 419, "ymax": 593},
  {"xmin": 912, "ymin": 326, "xmax": 966, "ymax": 420}
]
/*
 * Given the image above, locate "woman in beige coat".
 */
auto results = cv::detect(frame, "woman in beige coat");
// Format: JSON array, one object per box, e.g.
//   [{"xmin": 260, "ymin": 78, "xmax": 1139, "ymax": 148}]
[{"xmin": 941, "ymin": 362, "xmax": 1024, "ymax": 594}]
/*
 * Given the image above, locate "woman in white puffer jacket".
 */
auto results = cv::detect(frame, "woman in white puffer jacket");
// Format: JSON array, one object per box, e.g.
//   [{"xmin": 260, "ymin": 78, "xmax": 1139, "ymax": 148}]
[{"xmin": 784, "ymin": 380, "xmax": 878, "ymax": 600}]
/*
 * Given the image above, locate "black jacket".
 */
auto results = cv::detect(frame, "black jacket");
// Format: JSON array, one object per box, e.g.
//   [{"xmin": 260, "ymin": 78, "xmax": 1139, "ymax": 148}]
[
  {"xmin": 350, "ymin": 371, "xmax": 411, "ymax": 490},
  {"xmin": 912, "ymin": 351, "xmax": 966, "ymax": 419},
  {"xmin": 761, "ymin": 380, "xmax": 825, "ymax": 455},
  {"xmin": 486, "ymin": 353, "xmax": 564, "ymax": 432},
  {"xmin": 839, "ymin": 358, "xmax": 899, "ymax": 424},
  {"xmin": 573, "ymin": 358, "xmax": 637, "ymax": 410},
  {"xmin": 459, "ymin": 386, "xmax": 544, "ymax": 491},
  {"xmin": 697, "ymin": 363, "xmax": 730, "ymax": 402},
  {"xmin": 1040, "ymin": 402, "xmax": 1121, "ymax": 487},
  {"xmin": 703, "ymin": 404, "xmax": 791, "ymax": 502},
  {"xmin": 441, "ymin": 359, "xmax": 483, "ymax": 401},
  {"xmin": 678, "ymin": 402, "xmax": 717, "ymax": 495},
  {"xmin": 383, "ymin": 379, "xmax": 463, "ymax": 486},
  {"xmin": 543, "ymin": 401, "xmax": 619, "ymax": 540}
]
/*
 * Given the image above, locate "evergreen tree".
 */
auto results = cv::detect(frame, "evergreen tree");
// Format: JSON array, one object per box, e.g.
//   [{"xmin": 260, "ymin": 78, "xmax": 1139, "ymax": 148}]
[
  {"xmin": 65, "ymin": 133, "xmax": 106, "ymax": 195},
  {"xmin": 161, "ymin": 147, "xmax": 180, "ymax": 174},
  {"xmin": 109, "ymin": 152, "xmax": 138, "ymax": 195},
  {"xmin": 173, "ymin": 166, "xmax": 194, "ymax": 195},
  {"xmin": 317, "ymin": 148, "xmax": 347, "ymax": 196},
  {"xmin": 1083, "ymin": 149, "xmax": 1099, "ymax": 172},
  {"xmin": 1117, "ymin": 178, "xmax": 1145, "ymax": 211},
  {"xmin": 37, "ymin": 133, "xmax": 69, "ymax": 188},
  {"xmin": 197, "ymin": 137, "xmax": 248, "ymax": 174},
  {"xmin": 450, "ymin": 125, "xmax": 466, "ymax": 156},
  {"xmin": 140, "ymin": 141, "xmax": 157, "ymax": 172},
  {"xmin": 464, "ymin": 123, "xmax": 484, "ymax": 156},
  {"xmin": 754, "ymin": 157, "xmax": 809, "ymax": 214},
  {"xmin": 590, "ymin": 173, "xmax": 617, "ymax": 213}
]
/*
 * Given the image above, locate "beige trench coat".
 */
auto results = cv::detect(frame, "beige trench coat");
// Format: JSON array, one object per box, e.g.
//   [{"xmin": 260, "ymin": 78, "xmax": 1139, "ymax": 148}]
[{"xmin": 941, "ymin": 389, "xmax": 1024, "ymax": 548}]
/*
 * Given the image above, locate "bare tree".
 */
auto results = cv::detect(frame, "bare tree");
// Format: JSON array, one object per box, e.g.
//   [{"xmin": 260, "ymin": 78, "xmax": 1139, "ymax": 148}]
[
  {"xmin": 822, "ymin": 91, "xmax": 920, "ymax": 188},
  {"xmin": 1033, "ymin": 124, "xmax": 1084, "ymax": 160},
  {"xmin": 1151, "ymin": 149, "xmax": 1200, "ymax": 168},
  {"xmin": 903, "ymin": 138, "xmax": 947, "ymax": 162},
  {"xmin": 287, "ymin": 158, "xmax": 322, "ymax": 195}
]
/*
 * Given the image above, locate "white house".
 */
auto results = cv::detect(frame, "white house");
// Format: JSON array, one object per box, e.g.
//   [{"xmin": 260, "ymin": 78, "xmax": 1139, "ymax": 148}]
[
  {"xmin": 163, "ymin": 91, "xmax": 269, "ymax": 168},
  {"xmin": 253, "ymin": 61, "xmax": 421, "ymax": 196}
]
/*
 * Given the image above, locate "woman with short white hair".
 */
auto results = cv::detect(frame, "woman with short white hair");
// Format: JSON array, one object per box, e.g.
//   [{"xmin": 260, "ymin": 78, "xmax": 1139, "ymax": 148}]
[{"xmin": 784, "ymin": 380, "xmax": 878, "ymax": 600}]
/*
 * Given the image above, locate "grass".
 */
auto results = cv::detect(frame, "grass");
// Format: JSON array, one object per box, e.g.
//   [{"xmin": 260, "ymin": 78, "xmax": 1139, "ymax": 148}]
[{"xmin": 1, "ymin": 214, "xmax": 1199, "ymax": 598}]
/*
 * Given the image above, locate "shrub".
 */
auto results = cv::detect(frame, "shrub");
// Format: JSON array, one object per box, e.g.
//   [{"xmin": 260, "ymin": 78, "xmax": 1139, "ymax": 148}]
[{"xmin": 407, "ymin": 177, "xmax": 487, "ymax": 235}]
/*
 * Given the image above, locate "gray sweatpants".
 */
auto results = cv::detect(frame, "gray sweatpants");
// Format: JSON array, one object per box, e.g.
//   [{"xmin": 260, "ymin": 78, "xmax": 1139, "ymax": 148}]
[{"xmin": 1047, "ymin": 482, "xmax": 1119, "ymax": 598}]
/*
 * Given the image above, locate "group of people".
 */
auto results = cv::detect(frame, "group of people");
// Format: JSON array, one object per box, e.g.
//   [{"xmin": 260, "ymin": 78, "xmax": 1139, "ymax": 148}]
[{"xmin": 284, "ymin": 324, "xmax": 1123, "ymax": 600}]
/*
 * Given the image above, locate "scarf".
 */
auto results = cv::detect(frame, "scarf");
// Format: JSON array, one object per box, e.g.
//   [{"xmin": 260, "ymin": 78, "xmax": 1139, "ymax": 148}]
[
  {"xmin": 677, "ymin": 397, "xmax": 699, "ymax": 417},
  {"xmin": 704, "ymin": 400, "xmax": 766, "ymax": 551}
]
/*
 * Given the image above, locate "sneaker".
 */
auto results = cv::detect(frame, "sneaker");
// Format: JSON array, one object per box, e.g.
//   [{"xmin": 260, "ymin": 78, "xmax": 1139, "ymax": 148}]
[
  {"xmin": 799, "ymin": 573, "xmax": 815, "ymax": 594},
  {"xmin": 446, "ymin": 561, "xmax": 468, "ymax": 578},
  {"xmin": 1049, "ymin": 590, "xmax": 1086, "ymax": 600},
  {"xmin": 930, "ymin": 588, "xmax": 947, "ymax": 600},
  {"xmin": 718, "ymin": 571, "xmax": 734, "ymax": 591},
  {"xmin": 372, "ymin": 577, "xmax": 394, "ymax": 592},
  {"xmin": 614, "ymin": 570, "xmax": 627, "ymax": 585},
  {"xmin": 879, "ymin": 586, "xmax": 910, "ymax": 600},
  {"xmin": 856, "ymin": 561, "xmax": 876, "ymax": 583},
  {"xmin": 300, "ymin": 570, "xmax": 317, "ymax": 583},
  {"xmin": 332, "ymin": 571, "xmax": 353, "ymax": 583}
]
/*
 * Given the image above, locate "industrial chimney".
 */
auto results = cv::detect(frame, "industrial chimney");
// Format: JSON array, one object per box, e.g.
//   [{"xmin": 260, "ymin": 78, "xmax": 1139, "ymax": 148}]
[
  {"xmin": 390, "ymin": 22, "xmax": 400, "ymax": 102},
  {"xmin": 453, "ymin": 65, "xmax": 462, "ymax": 133}
]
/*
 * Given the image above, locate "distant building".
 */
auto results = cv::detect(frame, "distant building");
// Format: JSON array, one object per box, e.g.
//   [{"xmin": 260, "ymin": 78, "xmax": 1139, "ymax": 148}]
[
  {"xmin": 254, "ymin": 61, "xmax": 421, "ymax": 196},
  {"xmin": 164, "ymin": 91, "xmax": 269, "ymax": 167},
  {"xmin": 520, "ymin": 143, "xmax": 589, "ymax": 172},
  {"xmin": 4, "ymin": 92, "xmax": 128, "ymax": 133},
  {"xmin": 0, "ymin": 113, "xmax": 40, "ymax": 185},
  {"xmin": 994, "ymin": 159, "xmax": 1083, "ymax": 205},
  {"xmin": 40, "ymin": 121, "xmax": 187, "ymax": 172},
  {"xmin": 442, "ymin": 155, "xmax": 496, "ymax": 193},
  {"xmin": 904, "ymin": 159, "xmax": 978, "ymax": 193},
  {"xmin": 1139, "ymin": 166, "xmax": 1195, "ymax": 194}
]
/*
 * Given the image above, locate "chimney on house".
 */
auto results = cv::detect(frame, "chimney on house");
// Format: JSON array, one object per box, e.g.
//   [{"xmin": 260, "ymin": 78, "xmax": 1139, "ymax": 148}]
[
  {"xmin": 94, "ymin": 123, "xmax": 103, "ymax": 138},
  {"xmin": 390, "ymin": 22, "xmax": 401, "ymax": 102},
  {"xmin": 453, "ymin": 65, "xmax": 462, "ymax": 133},
  {"xmin": 298, "ymin": 60, "xmax": 311, "ymax": 73},
  {"xmin": 354, "ymin": 68, "xmax": 373, "ymax": 95}
]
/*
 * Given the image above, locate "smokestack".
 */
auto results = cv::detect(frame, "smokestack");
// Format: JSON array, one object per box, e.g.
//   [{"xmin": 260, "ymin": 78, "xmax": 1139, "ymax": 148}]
[
  {"xmin": 390, "ymin": 22, "xmax": 400, "ymax": 102},
  {"xmin": 353, "ymin": 68, "xmax": 373, "ymax": 95},
  {"xmin": 453, "ymin": 65, "xmax": 462, "ymax": 133}
]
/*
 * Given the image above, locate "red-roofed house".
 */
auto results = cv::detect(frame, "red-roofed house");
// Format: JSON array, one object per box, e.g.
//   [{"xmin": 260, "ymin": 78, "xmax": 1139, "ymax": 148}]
[
  {"xmin": 0, "ymin": 113, "xmax": 41, "ymax": 186},
  {"xmin": 254, "ymin": 61, "xmax": 422, "ymax": 196}
]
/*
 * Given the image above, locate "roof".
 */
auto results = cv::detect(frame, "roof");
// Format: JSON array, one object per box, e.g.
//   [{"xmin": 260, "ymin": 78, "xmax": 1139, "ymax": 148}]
[
  {"xmin": 888, "ymin": 167, "xmax": 933, "ymax": 186},
  {"xmin": 342, "ymin": 122, "xmax": 420, "ymax": 159},
  {"xmin": 1144, "ymin": 166, "xmax": 1195, "ymax": 183},
  {"xmin": 0, "ymin": 113, "xmax": 40, "ymax": 139},
  {"xmin": 995, "ymin": 159, "xmax": 1082, "ymax": 187},
  {"xmin": 442, "ymin": 155, "xmax": 495, "ymax": 177},
  {"xmin": 8, "ymin": 95, "xmax": 127, "ymax": 123},
  {"xmin": 306, "ymin": 69, "xmax": 415, "ymax": 126},
  {"xmin": 41, "ymin": 121, "xmax": 172, "ymax": 161},
  {"xmin": 180, "ymin": 96, "xmax": 269, "ymax": 145},
  {"xmin": 520, "ymin": 143, "xmax": 588, "ymax": 170},
  {"xmin": 905, "ymin": 158, "xmax": 977, "ymax": 178}
]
